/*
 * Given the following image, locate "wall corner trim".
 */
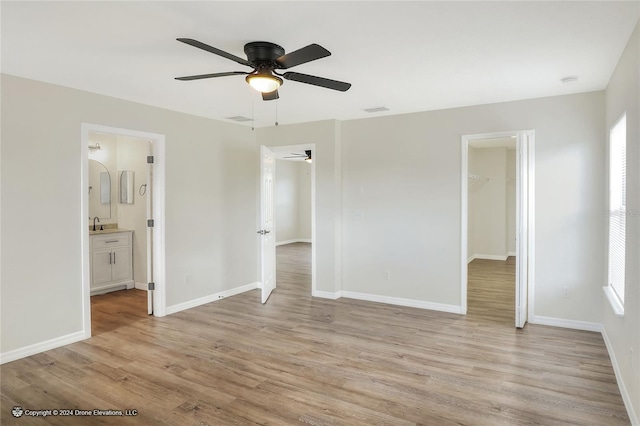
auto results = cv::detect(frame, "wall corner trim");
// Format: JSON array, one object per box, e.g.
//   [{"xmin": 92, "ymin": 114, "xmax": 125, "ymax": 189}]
[
  {"xmin": 165, "ymin": 282, "xmax": 259, "ymax": 315},
  {"xmin": 0, "ymin": 331, "xmax": 87, "ymax": 365},
  {"xmin": 341, "ymin": 291, "xmax": 463, "ymax": 314},
  {"xmin": 601, "ymin": 327, "xmax": 639, "ymax": 425},
  {"xmin": 276, "ymin": 239, "xmax": 312, "ymax": 247},
  {"xmin": 313, "ymin": 290, "xmax": 342, "ymax": 300},
  {"xmin": 530, "ymin": 315, "xmax": 602, "ymax": 332},
  {"xmin": 472, "ymin": 254, "xmax": 508, "ymax": 261}
]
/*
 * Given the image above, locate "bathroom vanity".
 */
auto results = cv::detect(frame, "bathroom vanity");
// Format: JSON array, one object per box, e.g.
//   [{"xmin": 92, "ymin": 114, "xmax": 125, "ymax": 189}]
[{"xmin": 90, "ymin": 229, "xmax": 134, "ymax": 295}]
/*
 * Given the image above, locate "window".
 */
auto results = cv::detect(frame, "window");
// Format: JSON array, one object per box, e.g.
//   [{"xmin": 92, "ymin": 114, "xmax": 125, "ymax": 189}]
[{"xmin": 607, "ymin": 113, "xmax": 626, "ymax": 313}]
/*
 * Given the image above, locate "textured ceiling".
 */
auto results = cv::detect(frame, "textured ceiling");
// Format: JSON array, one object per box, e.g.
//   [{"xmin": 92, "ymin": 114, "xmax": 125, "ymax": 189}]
[{"xmin": 2, "ymin": 1, "xmax": 638, "ymax": 127}]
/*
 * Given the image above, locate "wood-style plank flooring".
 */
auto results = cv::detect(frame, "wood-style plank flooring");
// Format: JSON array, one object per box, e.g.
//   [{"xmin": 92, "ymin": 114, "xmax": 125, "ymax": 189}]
[
  {"xmin": 1, "ymin": 244, "xmax": 629, "ymax": 425},
  {"xmin": 467, "ymin": 257, "xmax": 515, "ymax": 325},
  {"xmin": 91, "ymin": 289, "xmax": 148, "ymax": 336}
]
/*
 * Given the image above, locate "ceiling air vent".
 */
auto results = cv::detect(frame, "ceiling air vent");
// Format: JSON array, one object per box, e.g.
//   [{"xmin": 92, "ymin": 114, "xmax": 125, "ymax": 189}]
[
  {"xmin": 226, "ymin": 116, "xmax": 252, "ymax": 122},
  {"xmin": 363, "ymin": 106, "xmax": 389, "ymax": 113}
]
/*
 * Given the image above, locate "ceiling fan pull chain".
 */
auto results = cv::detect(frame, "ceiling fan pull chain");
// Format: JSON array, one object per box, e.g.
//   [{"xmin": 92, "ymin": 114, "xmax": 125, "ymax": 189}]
[
  {"xmin": 275, "ymin": 101, "xmax": 279, "ymax": 126},
  {"xmin": 252, "ymin": 101, "xmax": 255, "ymax": 131}
]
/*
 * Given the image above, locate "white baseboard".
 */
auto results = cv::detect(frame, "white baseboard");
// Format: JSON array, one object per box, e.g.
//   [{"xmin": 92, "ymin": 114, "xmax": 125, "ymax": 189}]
[
  {"xmin": 601, "ymin": 327, "xmax": 638, "ymax": 425},
  {"xmin": 341, "ymin": 291, "xmax": 462, "ymax": 314},
  {"xmin": 467, "ymin": 255, "xmax": 476, "ymax": 264},
  {"xmin": 473, "ymin": 254, "xmax": 508, "ymax": 261},
  {"xmin": 530, "ymin": 315, "xmax": 602, "ymax": 332},
  {"xmin": 312, "ymin": 290, "xmax": 342, "ymax": 300},
  {"xmin": 507, "ymin": 251, "xmax": 516, "ymax": 257},
  {"xmin": 0, "ymin": 331, "xmax": 87, "ymax": 365},
  {"xmin": 276, "ymin": 239, "xmax": 312, "ymax": 246},
  {"xmin": 165, "ymin": 282, "xmax": 259, "ymax": 315},
  {"xmin": 134, "ymin": 282, "xmax": 148, "ymax": 290}
]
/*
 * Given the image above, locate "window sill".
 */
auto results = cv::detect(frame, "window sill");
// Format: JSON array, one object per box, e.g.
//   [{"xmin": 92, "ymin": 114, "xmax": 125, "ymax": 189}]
[{"xmin": 603, "ymin": 286, "xmax": 624, "ymax": 317}]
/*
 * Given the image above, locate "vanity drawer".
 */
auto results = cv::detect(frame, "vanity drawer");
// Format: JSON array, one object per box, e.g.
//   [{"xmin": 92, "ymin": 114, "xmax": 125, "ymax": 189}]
[{"xmin": 91, "ymin": 232, "xmax": 132, "ymax": 249}]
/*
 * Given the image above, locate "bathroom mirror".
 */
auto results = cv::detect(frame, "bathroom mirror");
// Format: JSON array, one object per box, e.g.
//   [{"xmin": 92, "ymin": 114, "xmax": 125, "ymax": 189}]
[
  {"xmin": 119, "ymin": 170, "xmax": 134, "ymax": 204},
  {"xmin": 89, "ymin": 159, "xmax": 111, "ymax": 219}
]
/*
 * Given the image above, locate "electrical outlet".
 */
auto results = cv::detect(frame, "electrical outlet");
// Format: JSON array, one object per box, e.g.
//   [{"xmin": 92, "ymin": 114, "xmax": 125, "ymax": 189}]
[
  {"xmin": 354, "ymin": 210, "xmax": 363, "ymax": 221},
  {"xmin": 384, "ymin": 270, "xmax": 391, "ymax": 280}
]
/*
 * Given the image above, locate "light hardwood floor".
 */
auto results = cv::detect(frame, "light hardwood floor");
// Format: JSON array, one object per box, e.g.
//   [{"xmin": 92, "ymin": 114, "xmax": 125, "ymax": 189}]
[
  {"xmin": 1, "ymin": 244, "xmax": 629, "ymax": 425},
  {"xmin": 467, "ymin": 257, "xmax": 516, "ymax": 325}
]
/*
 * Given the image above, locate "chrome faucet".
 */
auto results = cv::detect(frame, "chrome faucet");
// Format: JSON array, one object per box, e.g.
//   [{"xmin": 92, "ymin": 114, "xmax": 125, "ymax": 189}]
[{"xmin": 93, "ymin": 216, "xmax": 100, "ymax": 231}]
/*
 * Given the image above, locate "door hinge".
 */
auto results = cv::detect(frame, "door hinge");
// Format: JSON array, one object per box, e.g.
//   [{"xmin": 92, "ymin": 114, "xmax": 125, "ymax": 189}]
[
  {"xmin": 147, "ymin": 155, "xmax": 154, "ymax": 164},
  {"xmin": 147, "ymin": 219, "xmax": 155, "ymax": 227},
  {"xmin": 148, "ymin": 282, "xmax": 155, "ymax": 291}
]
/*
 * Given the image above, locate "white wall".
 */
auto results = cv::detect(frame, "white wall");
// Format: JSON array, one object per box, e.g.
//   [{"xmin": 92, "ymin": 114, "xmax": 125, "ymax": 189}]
[
  {"xmin": 275, "ymin": 160, "xmax": 312, "ymax": 244},
  {"xmin": 88, "ymin": 132, "xmax": 118, "ymax": 225},
  {"xmin": 116, "ymin": 136, "xmax": 150, "ymax": 287},
  {"xmin": 469, "ymin": 147, "xmax": 508, "ymax": 259},
  {"xmin": 275, "ymin": 160, "xmax": 300, "ymax": 243},
  {"xmin": 467, "ymin": 146, "xmax": 516, "ymax": 259},
  {"xmin": 257, "ymin": 121, "xmax": 342, "ymax": 295},
  {"xmin": 298, "ymin": 162, "xmax": 312, "ymax": 240},
  {"xmin": 506, "ymin": 149, "xmax": 516, "ymax": 255},
  {"xmin": 467, "ymin": 149, "xmax": 475, "ymax": 258},
  {"xmin": 0, "ymin": 74, "xmax": 258, "ymax": 355},
  {"xmin": 603, "ymin": 21, "xmax": 639, "ymax": 423},
  {"xmin": 341, "ymin": 91, "xmax": 605, "ymax": 319}
]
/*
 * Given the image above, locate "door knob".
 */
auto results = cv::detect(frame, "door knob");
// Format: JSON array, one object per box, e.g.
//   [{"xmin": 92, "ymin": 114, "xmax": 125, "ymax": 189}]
[{"xmin": 257, "ymin": 230, "xmax": 271, "ymax": 235}]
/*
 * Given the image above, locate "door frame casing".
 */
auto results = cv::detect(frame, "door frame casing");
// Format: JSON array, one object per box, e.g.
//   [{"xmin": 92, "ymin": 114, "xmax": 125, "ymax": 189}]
[
  {"xmin": 258, "ymin": 143, "xmax": 317, "ymax": 297},
  {"xmin": 81, "ymin": 123, "xmax": 167, "ymax": 339},
  {"xmin": 460, "ymin": 130, "xmax": 535, "ymax": 321}
]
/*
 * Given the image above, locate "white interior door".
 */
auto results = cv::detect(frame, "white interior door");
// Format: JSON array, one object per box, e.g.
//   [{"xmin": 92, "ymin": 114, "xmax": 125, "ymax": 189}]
[
  {"xmin": 259, "ymin": 145, "xmax": 276, "ymax": 304},
  {"xmin": 515, "ymin": 133, "xmax": 529, "ymax": 328},
  {"xmin": 146, "ymin": 144, "xmax": 154, "ymax": 315}
]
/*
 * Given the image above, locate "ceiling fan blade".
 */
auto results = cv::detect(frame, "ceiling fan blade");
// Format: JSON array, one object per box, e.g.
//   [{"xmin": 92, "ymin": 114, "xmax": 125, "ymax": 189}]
[
  {"xmin": 282, "ymin": 72, "xmax": 351, "ymax": 92},
  {"xmin": 283, "ymin": 156, "xmax": 304, "ymax": 158},
  {"xmin": 262, "ymin": 90, "xmax": 279, "ymax": 101},
  {"xmin": 276, "ymin": 44, "xmax": 331, "ymax": 69},
  {"xmin": 175, "ymin": 71, "xmax": 248, "ymax": 81},
  {"xmin": 177, "ymin": 38, "xmax": 251, "ymax": 67}
]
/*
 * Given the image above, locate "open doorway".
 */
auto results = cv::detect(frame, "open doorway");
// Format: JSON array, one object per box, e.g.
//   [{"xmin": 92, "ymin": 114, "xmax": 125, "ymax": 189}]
[
  {"xmin": 275, "ymin": 150, "xmax": 313, "ymax": 295},
  {"xmin": 461, "ymin": 131, "xmax": 535, "ymax": 328},
  {"xmin": 81, "ymin": 123, "xmax": 166, "ymax": 339},
  {"xmin": 259, "ymin": 144, "xmax": 316, "ymax": 303},
  {"xmin": 466, "ymin": 138, "xmax": 517, "ymax": 325}
]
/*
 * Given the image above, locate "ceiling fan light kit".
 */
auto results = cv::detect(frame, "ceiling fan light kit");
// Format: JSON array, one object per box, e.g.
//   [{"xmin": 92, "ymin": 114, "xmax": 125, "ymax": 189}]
[
  {"xmin": 175, "ymin": 38, "xmax": 351, "ymax": 101},
  {"xmin": 246, "ymin": 72, "xmax": 282, "ymax": 93}
]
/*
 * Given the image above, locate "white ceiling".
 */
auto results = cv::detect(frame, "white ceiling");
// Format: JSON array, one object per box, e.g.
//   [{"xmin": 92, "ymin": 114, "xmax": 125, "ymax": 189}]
[{"xmin": 2, "ymin": 2, "xmax": 638, "ymax": 128}]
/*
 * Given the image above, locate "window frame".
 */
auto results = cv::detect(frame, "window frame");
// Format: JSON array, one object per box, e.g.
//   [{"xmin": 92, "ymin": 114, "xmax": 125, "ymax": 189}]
[{"xmin": 604, "ymin": 112, "xmax": 626, "ymax": 316}]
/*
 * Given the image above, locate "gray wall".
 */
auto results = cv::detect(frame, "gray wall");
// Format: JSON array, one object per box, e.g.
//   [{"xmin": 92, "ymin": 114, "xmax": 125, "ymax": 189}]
[
  {"xmin": 341, "ymin": 91, "xmax": 605, "ymax": 319},
  {"xmin": 1, "ymin": 75, "xmax": 258, "ymax": 353}
]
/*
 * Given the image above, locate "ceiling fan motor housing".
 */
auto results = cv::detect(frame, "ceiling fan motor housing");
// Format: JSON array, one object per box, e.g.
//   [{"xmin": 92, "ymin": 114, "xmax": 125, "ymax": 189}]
[{"xmin": 244, "ymin": 42, "xmax": 285, "ymax": 69}]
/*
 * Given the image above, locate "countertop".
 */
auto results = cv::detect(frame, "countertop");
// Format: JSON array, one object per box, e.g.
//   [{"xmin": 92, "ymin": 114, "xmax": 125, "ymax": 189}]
[{"xmin": 89, "ymin": 228, "xmax": 133, "ymax": 236}]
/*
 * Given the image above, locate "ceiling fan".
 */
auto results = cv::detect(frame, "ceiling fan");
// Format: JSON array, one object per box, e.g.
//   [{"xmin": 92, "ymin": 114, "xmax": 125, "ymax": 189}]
[
  {"xmin": 283, "ymin": 150, "xmax": 312, "ymax": 163},
  {"xmin": 175, "ymin": 39, "xmax": 351, "ymax": 101}
]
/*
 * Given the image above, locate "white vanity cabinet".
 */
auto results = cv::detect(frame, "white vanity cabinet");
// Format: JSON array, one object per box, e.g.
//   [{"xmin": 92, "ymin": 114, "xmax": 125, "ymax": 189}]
[{"xmin": 90, "ymin": 231, "xmax": 134, "ymax": 295}]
